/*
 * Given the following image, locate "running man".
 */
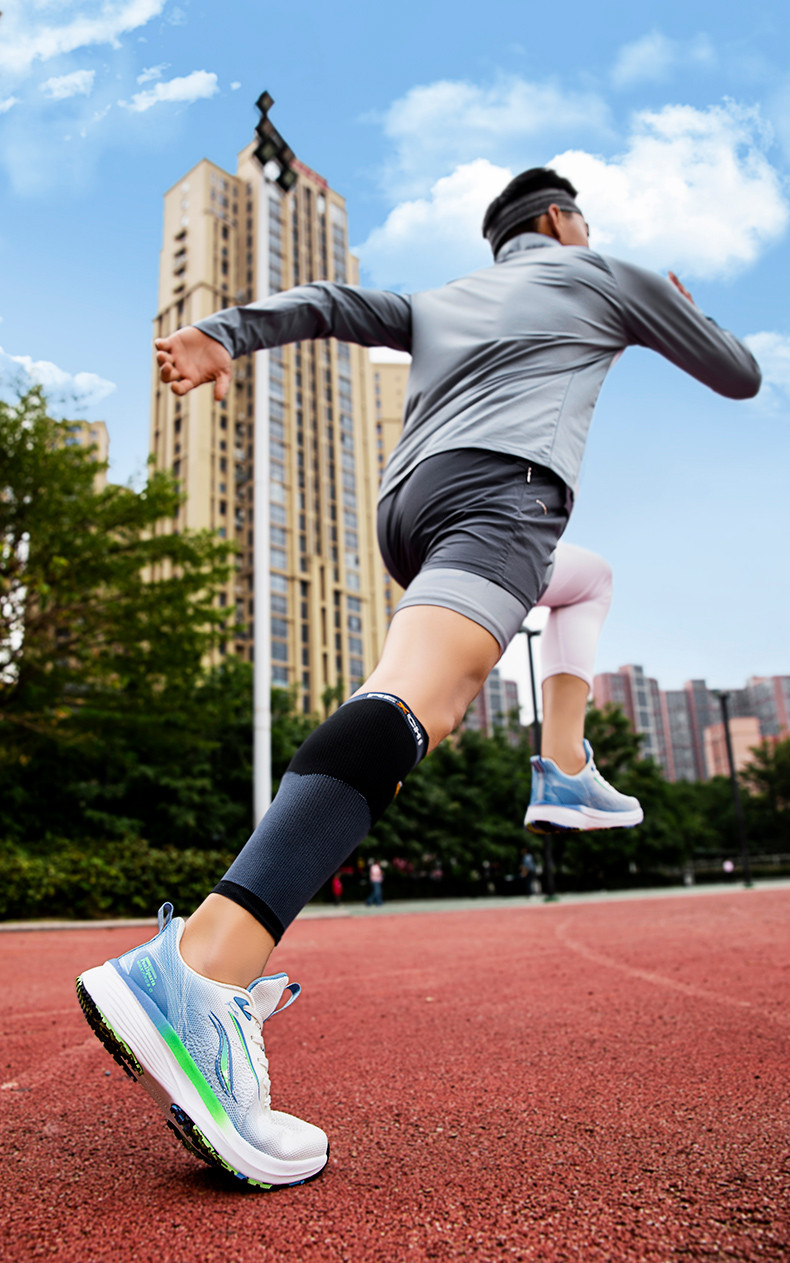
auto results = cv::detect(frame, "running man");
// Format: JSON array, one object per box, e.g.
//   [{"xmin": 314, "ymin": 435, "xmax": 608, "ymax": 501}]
[{"xmin": 77, "ymin": 166, "xmax": 760, "ymax": 1188}]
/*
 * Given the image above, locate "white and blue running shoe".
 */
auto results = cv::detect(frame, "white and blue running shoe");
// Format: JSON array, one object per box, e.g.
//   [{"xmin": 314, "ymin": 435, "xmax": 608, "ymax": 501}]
[
  {"xmin": 76, "ymin": 903, "xmax": 328, "ymax": 1189},
  {"xmin": 525, "ymin": 740, "xmax": 644, "ymax": 834}
]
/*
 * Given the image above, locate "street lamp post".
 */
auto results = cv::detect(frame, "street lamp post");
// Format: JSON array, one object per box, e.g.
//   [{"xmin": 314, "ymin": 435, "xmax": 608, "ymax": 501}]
[
  {"xmin": 518, "ymin": 625, "xmax": 557, "ymax": 901},
  {"xmin": 251, "ymin": 92, "xmax": 297, "ymax": 826},
  {"xmin": 523, "ymin": 627, "xmax": 542, "ymax": 757},
  {"xmin": 715, "ymin": 691, "xmax": 753, "ymax": 888}
]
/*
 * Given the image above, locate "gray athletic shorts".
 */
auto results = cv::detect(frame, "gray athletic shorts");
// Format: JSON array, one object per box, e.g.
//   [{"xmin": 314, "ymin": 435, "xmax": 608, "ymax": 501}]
[{"xmin": 377, "ymin": 449, "xmax": 572, "ymax": 652}]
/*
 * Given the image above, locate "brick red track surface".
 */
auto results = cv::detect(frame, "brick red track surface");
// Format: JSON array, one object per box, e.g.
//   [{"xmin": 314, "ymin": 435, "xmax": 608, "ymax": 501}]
[{"xmin": 2, "ymin": 889, "xmax": 789, "ymax": 1262}]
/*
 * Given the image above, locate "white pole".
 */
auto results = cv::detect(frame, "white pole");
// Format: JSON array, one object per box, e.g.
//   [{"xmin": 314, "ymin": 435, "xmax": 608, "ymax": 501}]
[{"xmin": 253, "ymin": 168, "xmax": 273, "ymax": 824}]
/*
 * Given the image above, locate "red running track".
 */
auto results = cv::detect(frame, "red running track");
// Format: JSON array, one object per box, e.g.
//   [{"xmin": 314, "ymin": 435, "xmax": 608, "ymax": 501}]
[{"xmin": 1, "ymin": 888, "xmax": 788, "ymax": 1262}]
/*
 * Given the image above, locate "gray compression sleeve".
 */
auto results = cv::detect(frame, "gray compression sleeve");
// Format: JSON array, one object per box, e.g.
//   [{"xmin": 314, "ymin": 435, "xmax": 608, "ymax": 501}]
[
  {"xmin": 606, "ymin": 257, "xmax": 761, "ymax": 399},
  {"xmin": 193, "ymin": 282, "xmax": 413, "ymax": 359}
]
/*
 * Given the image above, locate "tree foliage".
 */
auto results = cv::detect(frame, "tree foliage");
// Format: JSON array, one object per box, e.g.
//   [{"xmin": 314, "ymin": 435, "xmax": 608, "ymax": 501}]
[
  {"xmin": 0, "ymin": 388, "xmax": 237, "ymax": 844},
  {"xmin": 740, "ymin": 737, "xmax": 790, "ymax": 849}
]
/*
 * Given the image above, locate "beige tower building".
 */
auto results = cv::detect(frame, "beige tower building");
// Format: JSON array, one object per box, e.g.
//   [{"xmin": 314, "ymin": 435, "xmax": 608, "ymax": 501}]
[
  {"xmin": 368, "ymin": 353, "xmax": 410, "ymax": 620},
  {"xmin": 150, "ymin": 132, "xmax": 391, "ymax": 714},
  {"xmin": 63, "ymin": 420, "xmax": 109, "ymax": 490}
]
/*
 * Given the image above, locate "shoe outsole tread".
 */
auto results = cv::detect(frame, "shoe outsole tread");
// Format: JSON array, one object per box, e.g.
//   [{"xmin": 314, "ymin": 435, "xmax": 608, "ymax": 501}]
[
  {"xmin": 75, "ymin": 976, "xmax": 327, "ymax": 1191},
  {"xmin": 525, "ymin": 818, "xmax": 583, "ymax": 836}
]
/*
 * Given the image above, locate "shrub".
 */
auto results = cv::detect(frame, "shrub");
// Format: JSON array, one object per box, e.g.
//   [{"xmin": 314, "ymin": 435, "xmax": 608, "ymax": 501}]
[{"xmin": 0, "ymin": 838, "xmax": 235, "ymax": 921}]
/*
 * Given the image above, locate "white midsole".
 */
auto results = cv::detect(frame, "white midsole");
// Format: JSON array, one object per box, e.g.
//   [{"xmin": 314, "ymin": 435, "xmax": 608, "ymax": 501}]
[
  {"xmin": 524, "ymin": 804, "xmax": 644, "ymax": 830},
  {"xmin": 79, "ymin": 963, "xmax": 327, "ymax": 1184}
]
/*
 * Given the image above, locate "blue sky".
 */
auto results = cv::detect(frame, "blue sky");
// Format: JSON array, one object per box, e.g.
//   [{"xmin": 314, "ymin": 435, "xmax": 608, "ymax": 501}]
[{"xmin": 1, "ymin": 0, "xmax": 789, "ymax": 697}]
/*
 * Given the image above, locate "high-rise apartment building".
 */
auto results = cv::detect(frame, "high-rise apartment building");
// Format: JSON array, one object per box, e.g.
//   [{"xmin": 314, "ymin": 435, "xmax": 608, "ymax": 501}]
[
  {"xmin": 704, "ymin": 716, "xmax": 763, "ymax": 778},
  {"xmin": 463, "ymin": 667, "xmax": 520, "ymax": 736},
  {"xmin": 369, "ymin": 352, "xmax": 410, "ymax": 620},
  {"xmin": 62, "ymin": 420, "xmax": 109, "ymax": 491},
  {"xmin": 660, "ymin": 690, "xmax": 697, "ymax": 782},
  {"xmin": 739, "ymin": 676, "xmax": 790, "ymax": 737},
  {"xmin": 150, "ymin": 130, "xmax": 387, "ymax": 714},
  {"xmin": 594, "ymin": 665, "xmax": 789, "ymax": 781},
  {"xmin": 594, "ymin": 663, "xmax": 670, "ymax": 773}
]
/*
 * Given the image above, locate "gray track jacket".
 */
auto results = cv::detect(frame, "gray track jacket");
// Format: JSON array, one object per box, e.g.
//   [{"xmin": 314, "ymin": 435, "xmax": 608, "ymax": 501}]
[{"xmin": 195, "ymin": 232, "xmax": 761, "ymax": 499}]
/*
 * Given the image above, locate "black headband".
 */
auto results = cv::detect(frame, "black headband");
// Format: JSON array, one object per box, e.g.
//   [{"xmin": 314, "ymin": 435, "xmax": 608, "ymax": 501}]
[{"xmin": 484, "ymin": 188, "xmax": 582, "ymax": 255}]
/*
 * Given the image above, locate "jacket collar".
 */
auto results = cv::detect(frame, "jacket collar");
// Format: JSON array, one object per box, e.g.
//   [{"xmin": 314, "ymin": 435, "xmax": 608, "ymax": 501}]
[{"xmin": 495, "ymin": 232, "xmax": 558, "ymax": 263}]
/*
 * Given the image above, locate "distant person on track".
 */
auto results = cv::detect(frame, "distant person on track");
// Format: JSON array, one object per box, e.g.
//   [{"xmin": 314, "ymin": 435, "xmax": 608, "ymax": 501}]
[
  {"xmin": 77, "ymin": 166, "xmax": 760, "ymax": 1190},
  {"xmin": 365, "ymin": 860, "xmax": 384, "ymax": 907},
  {"xmin": 520, "ymin": 848, "xmax": 537, "ymax": 897}
]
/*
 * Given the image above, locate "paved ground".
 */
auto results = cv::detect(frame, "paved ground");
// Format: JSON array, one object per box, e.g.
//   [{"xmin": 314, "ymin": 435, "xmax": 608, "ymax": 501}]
[{"xmin": 2, "ymin": 886, "xmax": 788, "ymax": 1261}]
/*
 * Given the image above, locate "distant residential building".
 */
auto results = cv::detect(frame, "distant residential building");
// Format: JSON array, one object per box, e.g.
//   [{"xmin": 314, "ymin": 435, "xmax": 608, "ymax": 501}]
[
  {"xmin": 61, "ymin": 420, "xmax": 109, "ymax": 490},
  {"xmin": 704, "ymin": 716, "xmax": 763, "ymax": 778},
  {"xmin": 683, "ymin": 678, "xmax": 718, "ymax": 783},
  {"xmin": 369, "ymin": 353, "xmax": 410, "ymax": 622},
  {"xmin": 149, "ymin": 124, "xmax": 389, "ymax": 713},
  {"xmin": 464, "ymin": 667, "xmax": 520, "ymax": 736},
  {"xmin": 660, "ymin": 690, "xmax": 697, "ymax": 782},
  {"xmin": 594, "ymin": 664, "xmax": 789, "ymax": 782},
  {"xmin": 593, "ymin": 663, "xmax": 670, "ymax": 775},
  {"xmin": 739, "ymin": 676, "xmax": 790, "ymax": 738}
]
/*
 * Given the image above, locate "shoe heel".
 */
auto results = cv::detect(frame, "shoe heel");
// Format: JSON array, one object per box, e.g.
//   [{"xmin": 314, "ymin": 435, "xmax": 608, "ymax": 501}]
[{"xmin": 76, "ymin": 974, "xmax": 143, "ymax": 1082}]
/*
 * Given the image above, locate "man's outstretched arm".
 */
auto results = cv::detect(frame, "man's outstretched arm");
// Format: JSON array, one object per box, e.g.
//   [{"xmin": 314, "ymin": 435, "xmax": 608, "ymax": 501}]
[
  {"xmin": 609, "ymin": 258, "xmax": 761, "ymax": 400},
  {"xmin": 155, "ymin": 281, "xmax": 412, "ymax": 399}
]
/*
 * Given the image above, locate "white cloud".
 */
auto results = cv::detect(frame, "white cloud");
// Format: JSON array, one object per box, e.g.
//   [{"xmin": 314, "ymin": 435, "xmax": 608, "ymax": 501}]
[
  {"xmin": 0, "ymin": 97, "xmax": 20, "ymax": 114},
  {"xmin": 0, "ymin": 346, "xmax": 116, "ymax": 409},
  {"xmin": 376, "ymin": 75, "xmax": 611, "ymax": 197},
  {"xmin": 549, "ymin": 102, "xmax": 788, "ymax": 279},
  {"xmin": 122, "ymin": 69, "xmax": 219, "ymax": 113},
  {"xmin": 612, "ymin": 30, "xmax": 715, "ymax": 89},
  {"xmin": 356, "ymin": 159, "xmax": 512, "ymax": 291},
  {"xmin": 744, "ymin": 332, "xmax": 790, "ymax": 406},
  {"xmin": 368, "ymin": 347, "xmax": 412, "ymax": 365},
  {"xmin": 41, "ymin": 69, "xmax": 96, "ymax": 100},
  {"xmin": 137, "ymin": 63, "xmax": 168, "ymax": 85},
  {"xmin": 230, "ymin": 81, "xmax": 242, "ymax": 92},
  {"xmin": 0, "ymin": 1, "xmax": 166, "ymax": 77},
  {"xmin": 358, "ymin": 98, "xmax": 788, "ymax": 290}
]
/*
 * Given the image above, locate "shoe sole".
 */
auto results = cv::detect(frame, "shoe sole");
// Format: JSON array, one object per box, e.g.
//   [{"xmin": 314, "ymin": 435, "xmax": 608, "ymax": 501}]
[
  {"xmin": 524, "ymin": 804, "xmax": 644, "ymax": 834},
  {"xmin": 76, "ymin": 964, "xmax": 328, "ymax": 1190}
]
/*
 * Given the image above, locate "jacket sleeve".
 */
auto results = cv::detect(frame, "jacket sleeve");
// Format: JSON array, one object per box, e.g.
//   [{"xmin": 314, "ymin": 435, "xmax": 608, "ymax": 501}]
[
  {"xmin": 193, "ymin": 282, "xmax": 412, "ymax": 359},
  {"xmin": 605, "ymin": 257, "xmax": 761, "ymax": 400}
]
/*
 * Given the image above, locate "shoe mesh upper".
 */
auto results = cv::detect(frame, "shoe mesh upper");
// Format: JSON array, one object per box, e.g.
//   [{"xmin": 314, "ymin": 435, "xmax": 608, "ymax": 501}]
[{"xmin": 113, "ymin": 914, "xmax": 327, "ymax": 1163}]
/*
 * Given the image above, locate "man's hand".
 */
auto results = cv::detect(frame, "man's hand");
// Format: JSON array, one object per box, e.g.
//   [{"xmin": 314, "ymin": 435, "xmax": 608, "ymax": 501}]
[
  {"xmin": 668, "ymin": 271, "xmax": 696, "ymax": 306},
  {"xmin": 154, "ymin": 327, "xmax": 232, "ymax": 400}
]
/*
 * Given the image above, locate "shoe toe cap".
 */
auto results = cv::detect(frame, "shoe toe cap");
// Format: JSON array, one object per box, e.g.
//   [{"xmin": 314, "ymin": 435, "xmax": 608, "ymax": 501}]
[{"xmin": 266, "ymin": 1110, "xmax": 329, "ymax": 1162}]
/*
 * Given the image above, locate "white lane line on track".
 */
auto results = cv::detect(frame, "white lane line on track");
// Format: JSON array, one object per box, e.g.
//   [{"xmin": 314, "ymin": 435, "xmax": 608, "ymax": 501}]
[{"xmin": 553, "ymin": 919, "xmax": 790, "ymax": 1027}]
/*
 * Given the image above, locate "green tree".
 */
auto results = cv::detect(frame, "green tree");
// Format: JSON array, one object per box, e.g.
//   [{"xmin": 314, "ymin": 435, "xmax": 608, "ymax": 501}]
[
  {"xmin": 740, "ymin": 737, "xmax": 790, "ymax": 852},
  {"xmin": 0, "ymin": 388, "xmax": 235, "ymax": 843},
  {"xmin": 369, "ymin": 725, "xmax": 533, "ymax": 890}
]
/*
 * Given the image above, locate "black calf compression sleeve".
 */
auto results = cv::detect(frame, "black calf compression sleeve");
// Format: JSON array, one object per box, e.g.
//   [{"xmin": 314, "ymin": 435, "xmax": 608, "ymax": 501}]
[{"xmin": 214, "ymin": 693, "xmax": 428, "ymax": 943}]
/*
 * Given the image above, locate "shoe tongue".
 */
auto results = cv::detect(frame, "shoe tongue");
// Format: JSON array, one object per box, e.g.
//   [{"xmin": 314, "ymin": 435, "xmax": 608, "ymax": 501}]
[{"xmin": 247, "ymin": 973, "xmax": 289, "ymax": 1022}]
